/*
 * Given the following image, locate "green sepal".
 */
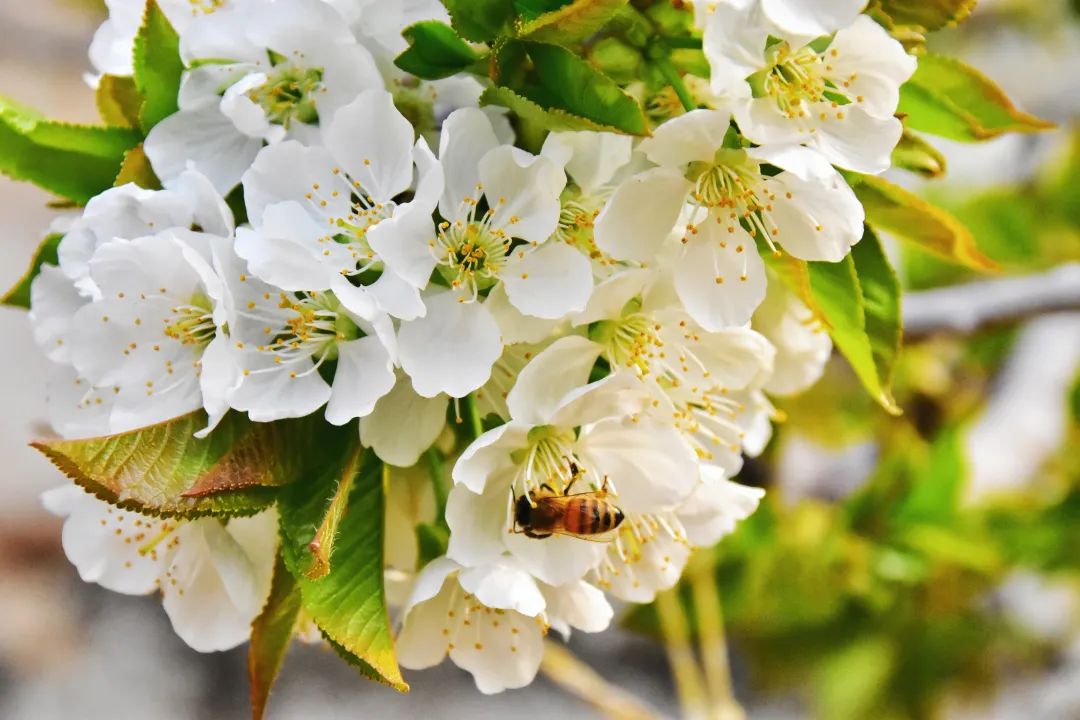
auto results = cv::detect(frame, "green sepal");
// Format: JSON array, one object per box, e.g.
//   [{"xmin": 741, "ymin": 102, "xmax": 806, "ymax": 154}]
[
  {"xmin": 248, "ymin": 552, "xmax": 303, "ymax": 720},
  {"xmin": 96, "ymin": 75, "xmax": 142, "ymax": 129},
  {"xmin": 891, "ymin": 130, "xmax": 946, "ymax": 179}
]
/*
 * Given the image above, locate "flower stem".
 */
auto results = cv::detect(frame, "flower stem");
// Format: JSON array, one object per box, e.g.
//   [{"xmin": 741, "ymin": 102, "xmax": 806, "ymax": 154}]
[
  {"xmin": 656, "ymin": 587, "xmax": 709, "ymax": 720},
  {"xmin": 425, "ymin": 447, "xmax": 449, "ymax": 527},
  {"xmin": 688, "ymin": 552, "xmax": 744, "ymax": 720},
  {"xmin": 462, "ymin": 393, "xmax": 484, "ymax": 440},
  {"xmin": 654, "ymin": 55, "xmax": 697, "ymax": 113},
  {"xmin": 540, "ymin": 640, "xmax": 662, "ymax": 720}
]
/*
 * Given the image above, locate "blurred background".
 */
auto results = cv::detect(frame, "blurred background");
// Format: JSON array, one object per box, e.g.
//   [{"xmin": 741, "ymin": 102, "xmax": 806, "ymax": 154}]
[{"xmin": 1, "ymin": 1, "xmax": 1078, "ymax": 718}]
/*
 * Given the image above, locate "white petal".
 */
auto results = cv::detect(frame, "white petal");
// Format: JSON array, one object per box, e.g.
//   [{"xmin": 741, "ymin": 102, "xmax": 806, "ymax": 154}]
[
  {"xmin": 753, "ymin": 281, "xmax": 832, "ymax": 396},
  {"xmin": 503, "ymin": 528, "xmax": 606, "ymax": 587},
  {"xmin": 571, "ymin": 268, "xmax": 653, "ymax": 326},
  {"xmin": 541, "ymin": 131, "xmax": 633, "ymax": 194},
  {"xmin": 323, "ymin": 89, "xmax": 415, "ymax": 201},
  {"xmin": 397, "ymin": 565, "xmax": 456, "ymax": 670},
  {"xmin": 808, "ymin": 107, "xmax": 904, "ymax": 175},
  {"xmin": 144, "ymin": 107, "xmax": 263, "ymax": 194},
  {"xmin": 227, "ymin": 350, "xmax": 332, "ymax": 421},
  {"xmin": 702, "ymin": 3, "xmax": 769, "ymax": 98},
  {"xmin": 197, "ymin": 336, "xmax": 241, "ymax": 437},
  {"xmin": 577, "ymin": 418, "xmax": 699, "ymax": 513},
  {"xmin": 542, "ymin": 581, "xmax": 613, "ymax": 634},
  {"xmin": 398, "ymin": 294, "xmax": 502, "ymax": 398},
  {"xmin": 242, "ymin": 141, "xmax": 349, "ymax": 227},
  {"xmin": 45, "ymin": 485, "xmax": 167, "ymax": 595},
  {"xmin": 366, "ymin": 202, "xmax": 439, "ymax": 291},
  {"xmin": 765, "ymin": 169, "xmax": 864, "ymax": 262},
  {"xmin": 762, "ymin": 0, "xmax": 867, "ymax": 38},
  {"xmin": 502, "ymin": 242, "xmax": 593, "ymax": 319},
  {"xmin": 479, "ymin": 146, "xmax": 565, "ymax": 243},
  {"xmin": 679, "ymin": 470, "xmax": 764, "ymax": 547},
  {"xmin": 364, "ymin": 271, "xmax": 427, "ymax": 321},
  {"xmin": 640, "ymin": 109, "xmax": 733, "ymax": 168},
  {"xmin": 324, "ymin": 336, "xmax": 396, "ymax": 425},
  {"xmin": 482, "ymin": 283, "xmax": 562, "ymax": 345},
  {"xmin": 234, "ymin": 208, "xmax": 337, "ymax": 291},
  {"xmin": 452, "ymin": 422, "xmax": 531, "ymax": 494},
  {"xmin": 448, "ymin": 600, "xmax": 544, "ymax": 694},
  {"xmin": 506, "ymin": 335, "xmax": 603, "ymax": 426},
  {"xmin": 220, "ymin": 74, "xmax": 273, "ymax": 139},
  {"xmin": 826, "ymin": 16, "xmax": 916, "ymax": 118},
  {"xmin": 663, "ymin": 323, "xmax": 775, "ymax": 390},
  {"xmin": 594, "ymin": 167, "xmax": 691, "ymax": 262},
  {"xmin": 458, "ymin": 559, "xmax": 546, "ymax": 617},
  {"xmin": 674, "ymin": 231, "xmax": 767, "ymax": 330},
  {"xmin": 445, "ymin": 481, "xmax": 510, "ymax": 569},
  {"xmin": 29, "ymin": 265, "xmax": 85, "ymax": 363},
  {"xmin": 438, "ymin": 108, "xmax": 500, "ymax": 220},
  {"xmin": 361, "ymin": 377, "xmax": 448, "ymax": 466}
]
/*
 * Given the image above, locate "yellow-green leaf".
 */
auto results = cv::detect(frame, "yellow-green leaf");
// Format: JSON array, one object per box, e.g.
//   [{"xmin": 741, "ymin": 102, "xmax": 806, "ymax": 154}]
[
  {"xmin": 899, "ymin": 53, "xmax": 1055, "ymax": 142},
  {"xmin": 114, "ymin": 143, "xmax": 162, "ymax": 189},
  {"xmin": 96, "ymin": 75, "xmax": 142, "ymax": 129},
  {"xmin": 2, "ymin": 232, "xmax": 62, "ymax": 309},
  {"xmin": 0, "ymin": 95, "xmax": 141, "ymax": 204},
  {"xmin": 32, "ymin": 411, "xmax": 316, "ymax": 517},
  {"xmin": 806, "ymin": 228, "xmax": 902, "ymax": 415},
  {"xmin": 517, "ymin": 0, "xmax": 629, "ymax": 43},
  {"xmin": 133, "ymin": 0, "xmax": 184, "ymax": 132},
  {"xmin": 876, "ymin": 0, "xmax": 977, "ymax": 30},
  {"xmin": 891, "ymin": 130, "xmax": 946, "ymax": 178},
  {"xmin": 248, "ymin": 553, "xmax": 302, "ymax": 720},
  {"xmin": 852, "ymin": 173, "xmax": 998, "ymax": 272},
  {"xmin": 279, "ymin": 447, "xmax": 407, "ymax": 692}
]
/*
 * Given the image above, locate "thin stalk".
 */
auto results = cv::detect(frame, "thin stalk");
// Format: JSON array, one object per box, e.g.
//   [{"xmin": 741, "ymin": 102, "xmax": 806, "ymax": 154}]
[
  {"xmin": 663, "ymin": 36, "xmax": 704, "ymax": 49},
  {"xmin": 688, "ymin": 553, "xmax": 744, "ymax": 720},
  {"xmin": 656, "ymin": 587, "xmax": 709, "ymax": 720},
  {"xmin": 425, "ymin": 447, "xmax": 449, "ymax": 528},
  {"xmin": 654, "ymin": 55, "xmax": 697, "ymax": 113},
  {"xmin": 462, "ymin": 393, "xmax": 484, "ymax": 440},
  {"xmin": 540, "ymin": 640, "xmax": 663, "ymax": 720}
]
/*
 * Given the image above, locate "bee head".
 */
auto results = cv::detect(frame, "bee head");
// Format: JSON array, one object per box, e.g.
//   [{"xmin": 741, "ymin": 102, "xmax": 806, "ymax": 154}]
[{"xmin": 514, "ymin": 493, "xmax": 533, "ymax": 527}]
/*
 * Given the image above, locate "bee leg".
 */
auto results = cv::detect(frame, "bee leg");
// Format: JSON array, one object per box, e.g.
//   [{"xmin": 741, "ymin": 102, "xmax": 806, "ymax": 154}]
[
  {"xmin": 597, "ymin": 475, "xmax": 613, "ymax": 498},
  {"xmin": 539, "ymin": 482, "xmax": 557, "ymax": 495}
]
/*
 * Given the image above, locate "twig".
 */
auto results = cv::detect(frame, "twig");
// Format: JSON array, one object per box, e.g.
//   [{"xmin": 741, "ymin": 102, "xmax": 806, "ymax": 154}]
[
  {"xmin": 540, "ymin": 640, "xmax": 666, "ymax": 720},
  {"xmin": 656, "ymin": 587, "xmax": 709, "ymax": 720},
  {"xmin": 903, "ymin": 263, "xmax": 1080, "ymax": 339},
  {"xmin": 688, "ymin": 554, "xmax": 744, "ymax": 720}
]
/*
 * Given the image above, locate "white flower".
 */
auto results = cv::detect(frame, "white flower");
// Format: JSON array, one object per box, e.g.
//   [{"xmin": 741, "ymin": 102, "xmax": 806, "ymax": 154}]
[
  {"xmin": 595, "ymin": 109, "xmax": 863, "ymax": 329},
  {"xmin": 396, "ymin": 108, "xmax": 571, "ymax": 398},
  {"xmin": 43, "ymin": 363, "xmax": 115, "ymax": 439},
  {"xmin": 217, "ymin": 244, "xmax": 396, "ymax": 425},
  {"xmin": 572, "ymin": 268, "xmax": 777, "ymax": 474},
  {"xmin": 42, "ymin": 484, "xmax": 276, "ymax": 653},
  {"xmin": 752, "ymin": 278, "xmax": 832, "ymax": 395},
  {"xmin": 759, "ymin": 0, "xmax": 868, "ymax": 38},
  {"xmin": 65, "ymin": 231, "xmax": 235, "ymax": 436},
  {"xmin": 540, "ymin": 130, "xmax": 638, "ymax": 278},
  {"xmin": 240, "ymin": 89, "xmax": 441, "ymax": 322},
  {"xmin": 329, "ymin": 0, "xmax": 450, "ymax": 61},
  {"xmin": 144, "ymin": 0, "xmax": 382, "ymax": 192},
  {"xmin": 445, "ymin": 336, "xmax": 699, "ymax": 586},
  {"xmin": 396, "ymin": 556, "xmax": 611, "ymax": 694},
  {"xmin": 703, "ymin": 7, "xmax": 916, "ymax": 173},
  {"xmin": 592, "ymin": 466, "xmax": 764, "ymax": 602}
]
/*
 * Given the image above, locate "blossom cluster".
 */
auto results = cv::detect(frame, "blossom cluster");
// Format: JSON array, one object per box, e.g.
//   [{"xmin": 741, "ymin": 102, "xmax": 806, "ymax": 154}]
[{"xmin": 31, "ymin": 0, "xmax": 913, "ymax": 694}]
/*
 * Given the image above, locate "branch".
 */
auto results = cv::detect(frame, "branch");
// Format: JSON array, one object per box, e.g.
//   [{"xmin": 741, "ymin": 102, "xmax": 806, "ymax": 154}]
[
  {"xmin": 903, "ymin": 263, "xmax": 1080, "ymax": 339},
  {"xmin": 540, "ymin": 640, "xmax": 665, "ymax": 720}
]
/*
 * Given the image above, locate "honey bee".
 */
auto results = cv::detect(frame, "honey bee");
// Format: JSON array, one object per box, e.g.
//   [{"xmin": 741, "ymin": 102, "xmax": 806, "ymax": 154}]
[{"xmin": 511, "ymin": 462, "xmax": 625, "ymax": 541}]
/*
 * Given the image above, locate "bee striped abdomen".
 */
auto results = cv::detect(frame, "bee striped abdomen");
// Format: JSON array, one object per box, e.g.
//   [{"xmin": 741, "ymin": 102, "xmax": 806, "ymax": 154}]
[{"xmin": 565, "ymin": 498, "xmax": 624, "ymax": 536}]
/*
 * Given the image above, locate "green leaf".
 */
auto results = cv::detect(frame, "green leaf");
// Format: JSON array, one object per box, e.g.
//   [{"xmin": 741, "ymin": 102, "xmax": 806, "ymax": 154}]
[
  {"xmin": 486, "ymin": 41, "xmax": 648, "ymax": 135},
  {"xmin": 32, "ymin": 411, "xmax": 317, "ymax": 517},
  {"xmin": 0, "ymin": 96, "xmax": 141, "ymax": 204},
  {"xmin": 395, "ymin": 21, "xmax": 481, "ymax": 80},
  {"xmin": 248, "ymin": 553, "xmax": 302, "ymax": 720},
  {"xmin": 444, "ymin": 0, "xmax": 517, "ymax": 42},
  {"xmin": 806, "ymin": 228, "xmax": 902, "ymax": 414},
  {"xmin": 279, "ymin": 447, "xmax": 407, "ymax": 692},
  {"xmin": 303, "ymin": 446, "xmax": 362, "ymax": 580},
  {"xmin": 877, "ymin": 0, "xmax": 977, "ymax": 30},
  {"xmin": 133, "ymin": 0, "xmax": 184, "ymax": 132},
  {"xmin": 517, "ymin": 0, "xmax": 629, "ymax": 44},
  {"xmin": 898, "ymin": 54, "xmax": 1055, "ymax": 142},
  {"xmin": 851, "ymin": 174, "xmax": 998, "ymax": 272},
  {"xmin": 895, "ymin": 426, "xmax": 966, "ymax": 524},
  {"xmin": 514, "ymin": 0, "xmax": 572, "ymax": 19},
  {"xmin": 2, "ymin": 232, "xmax": 62, "ymax": 309},
  {"xmin": 96, "ymin": 75, "xmax": 142, "ymax": 129},
  {"xmin": 114, "ymin": 143, "xmax": 162, "ymax": 189},
  {"xmin": 891, "ymin": 130, "xmax": 946, "ymax": 178}
]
